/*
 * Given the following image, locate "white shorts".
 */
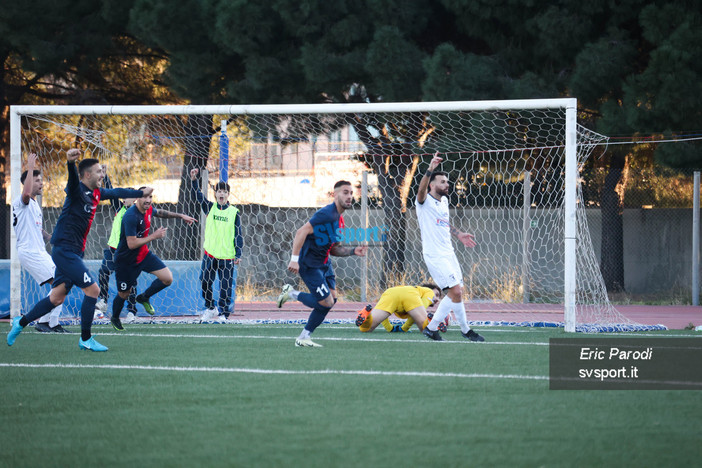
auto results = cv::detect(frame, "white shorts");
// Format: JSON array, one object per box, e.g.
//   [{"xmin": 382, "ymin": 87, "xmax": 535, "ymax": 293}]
[
  {"xmin": 423, "ymin": 253, "xmax": 463, "ymax": 290},
  {"xmin": 18, "ymin": 249, "xmax": 56, "ymax": 286}
]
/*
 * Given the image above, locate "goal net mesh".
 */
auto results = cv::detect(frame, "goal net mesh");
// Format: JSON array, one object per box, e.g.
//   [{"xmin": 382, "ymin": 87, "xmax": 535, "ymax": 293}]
[{"xmin": 13, "ymin": 104, "xmax": 664, "ymax": 331}]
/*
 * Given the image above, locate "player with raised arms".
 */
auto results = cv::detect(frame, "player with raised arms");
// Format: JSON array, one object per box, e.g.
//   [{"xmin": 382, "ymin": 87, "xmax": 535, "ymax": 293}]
[
  {"xmin": 8, "ymin": 148, "xmax": 149, "ymax": 351},
  {"xmin": 416, "ymin": 153, "xmax": 485, "ymax": 342},
  {"xmin": 11, "ymin": 153, "xmax": 68, "ymax": 333},
  {"xmin": 109, "ymin": 188, "xmax": 196, "ymax": 330},
  {"xmin": 277, "ymin": 180, "xmax": 367, "ymax": 347}
]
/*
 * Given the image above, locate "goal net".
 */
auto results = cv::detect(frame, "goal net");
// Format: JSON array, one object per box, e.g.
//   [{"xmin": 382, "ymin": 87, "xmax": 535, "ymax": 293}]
[{"xmin": 9, "ymin": 100, "xmax": 665, "ymax": 332}]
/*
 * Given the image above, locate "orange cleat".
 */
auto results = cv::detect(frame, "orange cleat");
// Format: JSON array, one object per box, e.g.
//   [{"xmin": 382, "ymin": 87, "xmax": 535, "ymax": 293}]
[{"xmin": 355, "ymin": 304, "xmax": 372, "ymax": 326}]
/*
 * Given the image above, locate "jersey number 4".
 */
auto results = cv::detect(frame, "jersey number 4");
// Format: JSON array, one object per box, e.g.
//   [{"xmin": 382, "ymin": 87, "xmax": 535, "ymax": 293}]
[{"xmin": 83, "ymin": 272, "xmax": 92, "ymax": 284}]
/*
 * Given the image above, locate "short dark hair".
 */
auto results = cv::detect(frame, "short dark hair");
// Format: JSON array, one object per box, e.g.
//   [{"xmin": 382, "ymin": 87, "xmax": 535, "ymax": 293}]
[
  {"xmin": 334, "ymin": 180, "xmax": 352, "ymax": 190},
  {"xmin": 421, "ymin": 282, "xmax": 440, "ymax": 291},
  {"xmin": 214, "ymin": 181, "xmax": 230, "ymax": 192},
  {"xmin": 429, "ymin": 171, "xmax": 448, "ymax": 184},
  {"xmin": 20, "ymin": 169, "xmax": 41, "ymax": 185},
  {"xmin": 78, "ymin": 158, "xmax": 100, "ymax": 177}
]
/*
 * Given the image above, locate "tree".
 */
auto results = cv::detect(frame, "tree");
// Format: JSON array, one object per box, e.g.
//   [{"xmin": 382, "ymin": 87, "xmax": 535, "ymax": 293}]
[{"xmin": 0, "ymin": 0, "xmax": 180, "ymax": 258}]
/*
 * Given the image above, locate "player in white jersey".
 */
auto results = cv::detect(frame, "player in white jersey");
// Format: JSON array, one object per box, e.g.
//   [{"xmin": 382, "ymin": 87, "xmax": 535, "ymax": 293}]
[
  {"xmin": 415, "ymin": 153, "xmax": 484, "ymax": 342},
  {"xmin": 12, "ymin": 153, "xmax": 68, "ymax": 333}
]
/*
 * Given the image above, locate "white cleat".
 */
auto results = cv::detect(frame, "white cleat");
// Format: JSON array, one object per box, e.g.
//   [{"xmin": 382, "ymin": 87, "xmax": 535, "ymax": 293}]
[
  {"xmin": 213, "ymin": 314, "xmax": 227, "ymax": 323},
  {"xmin": 295, "ymin": 338, "xmax": 322, "ymax": 348},
  {"xmin": 277, "ymin": 284, "xmax": 293, "ymax": 308},
  {"xmin": 200, "ymin": 308, "xmax": 216, "ymax": 323},
  {"xmin": 125, "ymin": 312, "xmax": 137, "ymax": 324}
]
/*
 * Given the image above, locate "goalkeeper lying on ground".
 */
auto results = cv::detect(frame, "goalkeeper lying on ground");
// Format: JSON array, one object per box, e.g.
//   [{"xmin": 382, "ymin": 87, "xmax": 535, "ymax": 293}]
[{"xmin": 355, "ymin": 284, "xmax": 448, "ymax": 333}]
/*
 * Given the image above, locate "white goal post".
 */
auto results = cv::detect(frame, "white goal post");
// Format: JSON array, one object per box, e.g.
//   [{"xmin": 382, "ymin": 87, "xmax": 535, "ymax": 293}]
[{"xmin": 9, "ymin": 99, "xmax": 662, "ymax": 332}]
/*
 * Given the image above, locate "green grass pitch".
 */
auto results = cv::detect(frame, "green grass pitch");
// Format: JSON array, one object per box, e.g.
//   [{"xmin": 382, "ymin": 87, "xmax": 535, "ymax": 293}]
[{"xmin": 1, "ymin": 323, "xmax": 701, "ymax": 467}]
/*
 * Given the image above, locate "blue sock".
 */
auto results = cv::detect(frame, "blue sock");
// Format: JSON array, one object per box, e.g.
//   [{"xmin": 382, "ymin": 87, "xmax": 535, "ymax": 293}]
[
  {"xmin": 21, "ymin": 296, "xmax": 55, "ymax": 326},
  {"xmin": 304, "ymin": 305, "xmax": 331, "ymax": 333},
  {"xmin": 80, "ymin": 296, "xmax": 98, "ymax": 341},
  {"xmin": 112, "ymin": 295, "xmax": 126, "ymax": 319},
  {"xmin": 297, "ymin": 292, "xmax": 319, "ymax": 309},
  {"xmin": 142, "ymin": 279, "xmax": 167, "ymax": 299}
]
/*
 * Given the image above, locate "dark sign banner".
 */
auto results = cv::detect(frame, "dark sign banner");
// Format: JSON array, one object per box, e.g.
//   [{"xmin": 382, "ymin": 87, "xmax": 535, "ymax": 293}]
[{"xmin": 549, "ymin": 338, "xmax": 702, "ymax": 390}]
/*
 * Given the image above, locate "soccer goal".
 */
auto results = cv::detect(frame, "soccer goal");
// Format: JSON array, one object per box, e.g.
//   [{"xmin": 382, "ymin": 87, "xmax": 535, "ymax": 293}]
[{"xmin": 9, "ymin": 99, "xmax": 663, "ymax": 332}]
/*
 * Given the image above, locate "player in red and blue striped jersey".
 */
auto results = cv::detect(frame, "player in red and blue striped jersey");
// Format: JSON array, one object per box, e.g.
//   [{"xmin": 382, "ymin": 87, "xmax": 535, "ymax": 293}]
[
  {"xmin": 109, "ymin": 188, "xmax": 196, "ymax": 330},
  {"xmin": 7, "ymin": 148, "xmax": 149, "ymax": 352}
]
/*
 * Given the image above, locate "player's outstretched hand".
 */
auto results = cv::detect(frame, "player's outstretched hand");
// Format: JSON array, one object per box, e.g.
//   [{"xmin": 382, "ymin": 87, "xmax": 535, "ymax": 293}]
[
  {"xmin": 152, "ymin": 226, "xmax": 168, "ymax": 240},
  {"xmin": 27, "ymin": 152, "xmax": 39, "ymax": 168},
  {"xmin": 181, "ymin": 214, "xmax": 197, "ymax": 225},
  {"xmin": 190, "ymin": 168, "xmax": 199, "ymax": 181},
  {"xmin": 141, "ymin": 187, "xmax": 154, "ymax": 196},
  {"xmin": 287, "ymin": 261, "xmax": 299, "ymax": 274},
  {"xmin": 429, "ymin": 152, "xmax": 443, "ymax": 171},
  {"xmin": 67, "ymin": 148, "xmax": 81, "ymax": 162},
  {"xmin": 458, "ymin": 232, "xmax": 476, "ymax": 248},
  {"xmin": 354, "ymin": 245, "xmax": 368, "ymax": 257}
]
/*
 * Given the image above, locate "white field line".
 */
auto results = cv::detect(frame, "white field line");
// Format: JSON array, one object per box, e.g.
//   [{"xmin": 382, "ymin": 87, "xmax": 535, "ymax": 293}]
[
  {"xmin": 91, "ymin": 331, "xmax": 552, "ymax": 346},
  {"xmin": 0, "ymin": 362, "xmax": 548, "ymax": 381}
]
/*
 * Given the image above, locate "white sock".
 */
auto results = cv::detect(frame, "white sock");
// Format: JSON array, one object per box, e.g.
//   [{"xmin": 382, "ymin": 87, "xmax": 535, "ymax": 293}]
[
  {"xmin": 297, "ymin": 329, "xmax": 310, "ymax": 340},
  {"xmin": 428, "ymin": 296, "xmax": 453, "ymax": 331},
  {"xmin": 48, "ymin": 304, "xmax": 63, "ymax": 328},
  {"xmin": 291, "ymin": 289, "xmax": 300, "ymax": 300},
  {"xmin": 451, "ymin": 300, "xmax": 470, "ymax": 334}
]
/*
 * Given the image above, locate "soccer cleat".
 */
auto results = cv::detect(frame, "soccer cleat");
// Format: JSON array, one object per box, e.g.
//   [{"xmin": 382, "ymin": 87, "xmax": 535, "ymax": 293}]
[
  {"xmin": 7, "ymin": 316, "xmax": 24, "ymax": 346},
  {"xmin": 423, "ymin": 328, "xmax": 444, "ymax": 341},
  {"xmin": 110, "ymin": 317, "xmax": 125, "ymax": 331},
  {"xmin": 50, "ymin": 325, "xmax": 71, "ymax": 333},
  {"xmin": 277, "ymin": 284, "xmax": 293, "ymax": 308},
  {"xmin": 136, "ymin": 294, "xmax": 155, "ymax": 315},
  {"xmin": 295, "ymin": 338, "xmax": 323, "ymax": 347},
  {"xmin": 462, "ymin": 329, "xmax": 485, "ymax": 342},
  {"xmin": 79, "ymin": 336, "xmax": 108, "ymax": 352},
  {"xmin": 355, "ymin": 304, "xmax": 373, "ymax": 327},
  {"xmin": 199, "ymin": 308, "xmax": 216, "ymax": 323},
  {"xmin": 95, "ymin": 298, "xmax": 108, "ymax": 314},
  {"xmin": 34, "ymin": 322, "xmax": 53, "ymax": 333},
  {"xmin": 124, "ymin": 312, "xmax": 137, "ymax": 324},
  {"xmin": 213, "ymin": 314, "xmax": 227, "ymax": 323}
]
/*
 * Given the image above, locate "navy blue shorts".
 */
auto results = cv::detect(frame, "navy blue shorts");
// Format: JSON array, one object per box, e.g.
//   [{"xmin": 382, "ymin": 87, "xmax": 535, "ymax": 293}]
[
  {"xmin": 299, "ymin": 263, "xmax": 336, "ymax": 301},
  {"xmin": 115, "ymin": 251, "xmax": 166, "ymax": 292},
  {"xmin": 51, "ymin": 245, "xmax": 96, "ymax": 292}
]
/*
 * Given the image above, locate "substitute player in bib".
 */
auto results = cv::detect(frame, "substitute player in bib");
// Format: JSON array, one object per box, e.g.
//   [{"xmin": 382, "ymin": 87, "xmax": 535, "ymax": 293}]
[
  {"xmin": 416, "ymin": 153, "xmax": 485, "ymax": 342},
  {"xmin": 355, "ymin": 284, "xmax": 443, "ymax": 334},
  {"xmin": 95, "ymin": 171, "xmax": 139, "ymax": 323},
  {"xmin": 277, "ymin": 180, "xmax": 367, "ymax": 347},
  {"xmin": 11, "ymin": 153, "xmax": 68, "ymax": 333},
  {"xmin": 190, "ymin": 168, "xmax": 243, "ymax": 323},
  {"xmin": 7, "ymin": 148, "xmax": 149, "ymax": 351},
  {"xmin": 110, "ymin": 188, "xmax": 196, "ymax": 331}
]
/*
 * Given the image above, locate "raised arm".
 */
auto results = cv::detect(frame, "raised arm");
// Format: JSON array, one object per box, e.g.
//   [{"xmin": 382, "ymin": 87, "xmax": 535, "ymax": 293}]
[
  {"xmin": 416, "ymin": 153, "xmax": 443, "ymax": 204},
  {"xmin": 21, "ymin": 153, "xmax": 38, "ymax": 205},
  {"xmin": 65, "ymin": 148, "xmax": 81, "ymax": 195},
  {"xmin": 190, "ymin": 168, "xmax": 213, "ymax": 213}
]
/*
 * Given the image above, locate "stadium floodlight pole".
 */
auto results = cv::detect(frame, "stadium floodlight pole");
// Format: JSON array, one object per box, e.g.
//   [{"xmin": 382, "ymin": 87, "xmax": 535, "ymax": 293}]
[
  {"xmin": 564, "ymin": 101, "xmax": 578, "ymax": 332},
  {"xmin": 9, "ymin": 106, "xmax": 22, "ymax": 318}
]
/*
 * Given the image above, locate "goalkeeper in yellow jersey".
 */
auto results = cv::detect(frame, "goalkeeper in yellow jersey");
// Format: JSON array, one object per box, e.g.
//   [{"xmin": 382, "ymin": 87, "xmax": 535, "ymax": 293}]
[{"xmin": 355, "ymin": 284, "xmax": 446, "ymax": 333}]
